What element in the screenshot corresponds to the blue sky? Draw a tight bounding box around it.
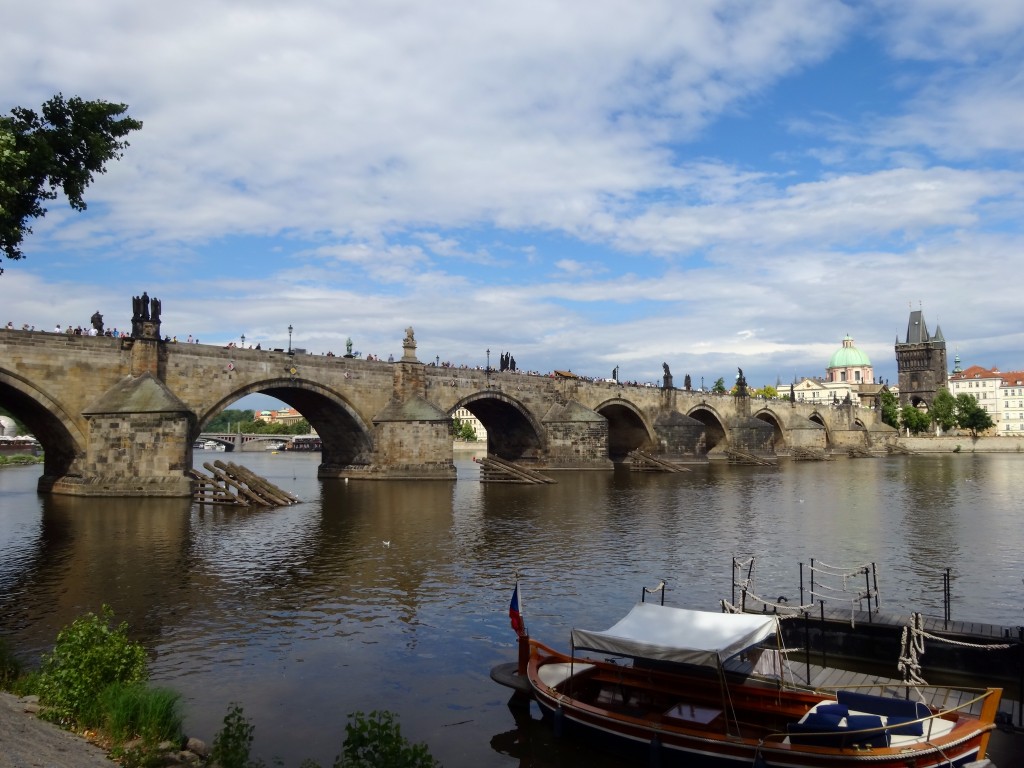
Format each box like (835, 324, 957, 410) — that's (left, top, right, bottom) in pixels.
(3, 0, 1024, 403)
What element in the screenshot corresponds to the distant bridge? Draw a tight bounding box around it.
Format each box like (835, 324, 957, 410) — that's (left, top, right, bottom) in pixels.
(197, 433, 291, 451)
(0, 322, 897, 497)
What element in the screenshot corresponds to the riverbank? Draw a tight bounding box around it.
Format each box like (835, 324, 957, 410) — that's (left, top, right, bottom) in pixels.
(897, 435, 1024, 452)
(0, 692, 119, 767)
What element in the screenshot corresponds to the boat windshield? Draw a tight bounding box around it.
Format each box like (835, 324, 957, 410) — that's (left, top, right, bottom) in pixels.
(571, 603, 779, 668)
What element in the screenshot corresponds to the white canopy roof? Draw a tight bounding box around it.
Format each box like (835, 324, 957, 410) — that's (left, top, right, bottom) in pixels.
(571, 603, 779, 668)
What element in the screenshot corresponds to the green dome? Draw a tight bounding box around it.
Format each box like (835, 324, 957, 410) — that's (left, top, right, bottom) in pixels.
(828, 335, 871, 368)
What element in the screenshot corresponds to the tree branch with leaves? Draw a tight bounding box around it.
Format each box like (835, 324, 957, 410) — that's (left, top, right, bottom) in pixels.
(0, 94, 142, 271)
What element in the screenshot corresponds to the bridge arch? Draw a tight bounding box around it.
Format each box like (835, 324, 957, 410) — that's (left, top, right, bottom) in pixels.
(808, 411, 832, 447)
(0, 368, 86, 488)
(686, 404, 728, 451)
(594, 398, 655, 460)
(452, 392, 545, 462)
(198, 378, 374, 471)
(753, 407, 785, 449)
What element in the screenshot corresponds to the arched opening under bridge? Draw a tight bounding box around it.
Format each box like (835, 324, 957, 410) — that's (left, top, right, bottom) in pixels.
(686, 406, 727, 452)
(595, 401, 652, 461)
(453, 393, 543, 463)
(0, 372, 84, 491)
(199, 380, 373, 475)
(754, 410, 785, 450)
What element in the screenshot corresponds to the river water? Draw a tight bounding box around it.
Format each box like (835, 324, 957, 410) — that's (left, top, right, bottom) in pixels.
(0, 451, 1021, 767)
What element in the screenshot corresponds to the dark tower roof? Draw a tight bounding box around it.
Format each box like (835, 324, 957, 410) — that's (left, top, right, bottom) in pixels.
(905, 310, 930, 344)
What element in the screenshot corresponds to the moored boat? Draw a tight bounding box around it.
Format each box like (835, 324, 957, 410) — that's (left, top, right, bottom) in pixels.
(520, 602, 1001, 767)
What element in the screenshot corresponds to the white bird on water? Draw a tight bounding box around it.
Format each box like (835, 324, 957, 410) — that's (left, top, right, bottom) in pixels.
(382, 540, 390, 548)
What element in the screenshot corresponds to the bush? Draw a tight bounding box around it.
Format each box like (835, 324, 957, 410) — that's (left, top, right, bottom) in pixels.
(333, 710, 440, 768)
(211, 703, 260, 768)
(35, 605, 148, 727)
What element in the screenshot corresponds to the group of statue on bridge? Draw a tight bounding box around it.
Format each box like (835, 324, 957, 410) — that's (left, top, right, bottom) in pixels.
(131, 292, 162, 338)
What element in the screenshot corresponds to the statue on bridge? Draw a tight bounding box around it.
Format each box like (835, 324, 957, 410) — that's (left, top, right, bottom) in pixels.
(662, 362, 673, 390)
(130, 292, 162, 339)
(90, 311, 104, 335)
(735, 367, 748, 397)
(401, 326, 418, 362)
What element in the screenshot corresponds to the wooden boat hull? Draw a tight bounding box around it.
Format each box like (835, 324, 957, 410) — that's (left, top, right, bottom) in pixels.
(527, 642, 999, 768)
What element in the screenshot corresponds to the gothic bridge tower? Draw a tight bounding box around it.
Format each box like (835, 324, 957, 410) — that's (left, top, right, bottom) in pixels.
(895, 308, 947, 408)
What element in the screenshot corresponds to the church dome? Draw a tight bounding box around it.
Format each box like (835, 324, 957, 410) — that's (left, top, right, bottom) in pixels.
(0, 415, 17, 436)
(828, 335, 871, 369)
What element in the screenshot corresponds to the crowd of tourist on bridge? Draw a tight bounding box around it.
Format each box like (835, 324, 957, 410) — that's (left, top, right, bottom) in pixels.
(3, 317, 790, 396)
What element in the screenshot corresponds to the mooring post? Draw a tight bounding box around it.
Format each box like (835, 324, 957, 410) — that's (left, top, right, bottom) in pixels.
(517, 632, 530, 676)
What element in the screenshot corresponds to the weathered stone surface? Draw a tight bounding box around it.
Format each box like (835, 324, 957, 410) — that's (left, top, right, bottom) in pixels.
(0, 329, 896, 495)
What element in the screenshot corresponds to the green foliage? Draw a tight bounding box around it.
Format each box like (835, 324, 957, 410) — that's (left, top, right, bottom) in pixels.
(930, 388, 957, 432)
(452, 418, 477, 441)
(711, 377, 727, 394)
(0, 454, 44, 466)
(954, 393, 994, 437)
(753, 385, 779, 399)
(879, 389, 900, 428)
(36, 605, 148, 727)
(333, 710, 440, 768)
(207, 408, 311, 436)
(205, 409, 255, 432)
(1, 94, 142, 269)
(94, 682, 183, 745)
(900, 404, 932, 435)
(212, 703, 260, 768)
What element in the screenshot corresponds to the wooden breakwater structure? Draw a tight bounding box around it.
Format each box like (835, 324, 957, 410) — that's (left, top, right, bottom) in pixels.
(475, 456, 555, 484)
(627, 450, 690, 472)
(190, 460, 301, 507)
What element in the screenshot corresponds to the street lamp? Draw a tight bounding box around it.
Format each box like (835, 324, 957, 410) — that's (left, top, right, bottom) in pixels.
(701, 376, 704, 392)
(435, 354, 439, 367)
(486, 348, 491, 385)
(287, 324, 293, 354)
(240, 333, 245, 348)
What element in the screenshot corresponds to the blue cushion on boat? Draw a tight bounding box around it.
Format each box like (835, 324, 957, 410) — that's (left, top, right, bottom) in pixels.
(845, 715, 889, 748)
(837, 691, 925, 720)
(886, 714, 923, 736)
(788, 713, 846, 747)
(814, 703, 849, 718)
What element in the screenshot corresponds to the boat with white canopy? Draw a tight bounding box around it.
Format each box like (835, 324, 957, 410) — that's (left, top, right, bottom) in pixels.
(522, 601, 1002, 767)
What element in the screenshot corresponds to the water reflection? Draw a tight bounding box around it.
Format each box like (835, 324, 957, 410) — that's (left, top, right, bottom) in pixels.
(1, 454, 1021, 767)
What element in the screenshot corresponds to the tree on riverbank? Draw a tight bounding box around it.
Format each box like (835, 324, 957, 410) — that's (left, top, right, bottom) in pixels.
(1, 94, 142, 271)
(955, 393, 994, 437)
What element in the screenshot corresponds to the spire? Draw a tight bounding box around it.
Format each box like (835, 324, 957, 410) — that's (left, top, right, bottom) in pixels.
(904, 310, 928, 344)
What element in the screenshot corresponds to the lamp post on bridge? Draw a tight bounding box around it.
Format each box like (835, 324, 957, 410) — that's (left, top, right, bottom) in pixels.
(288, 325, 293, 355)
(486, 348, 491, 386)
(240, 333, 245, 348)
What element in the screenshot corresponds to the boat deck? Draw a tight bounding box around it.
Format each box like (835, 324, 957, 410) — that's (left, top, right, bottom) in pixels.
(724, 652, 1020, 725)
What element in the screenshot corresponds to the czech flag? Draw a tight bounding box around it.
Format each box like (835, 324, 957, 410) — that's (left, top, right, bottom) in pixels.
(509, 581, 526, 637)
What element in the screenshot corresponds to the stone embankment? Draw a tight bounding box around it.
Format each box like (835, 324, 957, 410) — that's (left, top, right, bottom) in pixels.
(0, 692, 209, 768)
(898, 436, 1024, 453)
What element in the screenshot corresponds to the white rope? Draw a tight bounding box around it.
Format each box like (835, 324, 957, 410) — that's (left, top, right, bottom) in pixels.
(643, 580, 665, 595)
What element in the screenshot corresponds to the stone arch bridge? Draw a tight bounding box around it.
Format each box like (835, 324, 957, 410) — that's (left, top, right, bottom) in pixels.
(0, 327, 896, 497)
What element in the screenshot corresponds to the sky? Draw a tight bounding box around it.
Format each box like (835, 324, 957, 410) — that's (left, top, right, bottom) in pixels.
(3, 0, 1024, 401)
